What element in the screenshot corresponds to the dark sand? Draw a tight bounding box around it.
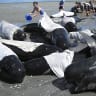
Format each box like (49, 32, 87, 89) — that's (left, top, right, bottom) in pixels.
(0, 2, 96, 96)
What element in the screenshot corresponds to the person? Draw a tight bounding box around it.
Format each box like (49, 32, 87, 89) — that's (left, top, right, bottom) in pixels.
(83, 2, 91, 16)
(59, 0, 64, 6)
(89, 0, 95, 13)
(29, 1, 44, 17)
(71, 2, 80, 16)
(78, 2, 84, 12)
(59, 0, 64, 11)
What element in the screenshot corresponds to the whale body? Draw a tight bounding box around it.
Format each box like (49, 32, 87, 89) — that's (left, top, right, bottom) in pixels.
(0, 43, 25, 83)
(24, 49, 74, 77)
(0, 21, 26, 41)
(65, 55, 96, 93)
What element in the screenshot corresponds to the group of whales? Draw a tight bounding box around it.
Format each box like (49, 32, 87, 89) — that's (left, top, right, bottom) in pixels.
(0, 12, 96, 93)
(50, 10, 84, 32)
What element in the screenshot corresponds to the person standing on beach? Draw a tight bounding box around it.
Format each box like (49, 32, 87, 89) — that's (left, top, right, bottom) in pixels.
(59, 0, 64, 11)
(59, 0, 64, 7)
(83, 2, 91, 16)
(89, 0, 95, 13)
(71, 2, 80, 15)
(29, 1, 44, 17)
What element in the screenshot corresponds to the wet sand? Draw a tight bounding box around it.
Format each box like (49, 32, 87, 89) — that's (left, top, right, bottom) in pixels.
(0, 1, 96, 96)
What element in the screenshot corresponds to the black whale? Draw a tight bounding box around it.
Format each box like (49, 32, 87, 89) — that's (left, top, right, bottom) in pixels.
(0, 43, 25, 83)
(65, 55, 96, 94)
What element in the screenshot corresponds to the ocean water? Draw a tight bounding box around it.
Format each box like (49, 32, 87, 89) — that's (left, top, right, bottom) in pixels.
(0, 0, 58, 3)
(0, 0, 86, 3)
(0, 2, 74, 23)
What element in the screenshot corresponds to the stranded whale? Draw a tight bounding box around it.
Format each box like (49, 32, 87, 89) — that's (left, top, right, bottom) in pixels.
(24, 49, 74, 77)
(50, 11, 77, 32)
(24, 44, 93, 77)
(0, 21, 26, 41)
(23, 17, 72, 49)
(65, 55, 96, 93)
(24, 35, 95, 77)
(22, 23, 51, 44)
(51, 16, 77, 32)
(38, 12, 75, 48)
(0, 43, 25, 83)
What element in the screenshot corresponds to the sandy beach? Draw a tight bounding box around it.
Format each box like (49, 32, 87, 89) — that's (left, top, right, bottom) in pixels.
(0, 1, 96, 96)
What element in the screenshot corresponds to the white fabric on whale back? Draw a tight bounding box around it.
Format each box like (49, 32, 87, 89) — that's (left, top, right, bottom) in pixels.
(52, 16, 75, 25)
(0, 43, 17, 61)
(80, 31, 96, 48)
(40, 12, 64, 32)
(70, 42, 88, 52)
(63, 16, 76, 25)
(44, 50, 74, 78)
(51, 10, 74, 18)
(0, 39, 43, 52)
(69, 29, 94, 52)
(80, 29, 94, 37)
(69, 29, 94, 42)
(0, 20, 22, 40)
(85, 3, 90, 6)
(63, 11, 74, 17)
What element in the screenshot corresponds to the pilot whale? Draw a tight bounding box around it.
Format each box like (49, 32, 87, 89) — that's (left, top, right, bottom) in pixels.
(0, 43, 25, 83)
(65, 55, 96, 94)
(0, 20, 26, 41)
(24, 49, 74, 77)
(50, 10, 77, 32)
(38, 12, 75, 49)
(24, 45, 93, 77)
(22, 23, 50, 44)
(22, 23, 71, 49)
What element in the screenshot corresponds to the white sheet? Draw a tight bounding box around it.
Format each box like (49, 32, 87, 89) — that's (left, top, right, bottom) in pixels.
(0, 39, 43, 52)
(0, 20, 22, 40)
(69, 29, 94, 41)
(63, 16, 76, 24)
(0, 43, 17, 61)
(69, 29, 95, 52)
(44, 50, 74, 78)
(40, 12, 64, 32)
(51, 10, 74, 17)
